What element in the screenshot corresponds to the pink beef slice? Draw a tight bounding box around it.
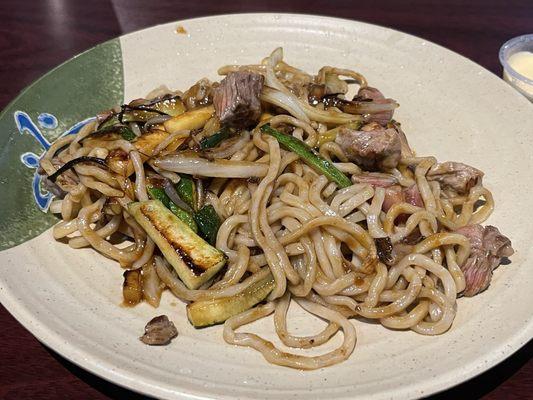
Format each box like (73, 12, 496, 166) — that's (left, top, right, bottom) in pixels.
(335, 122, 401, 171)
(213, 71, 264, 128)
(355, 86, 395, 125)
(403, 184, 424, 207)
(427, 161, 483, 195)
(456, 224, 514, 296)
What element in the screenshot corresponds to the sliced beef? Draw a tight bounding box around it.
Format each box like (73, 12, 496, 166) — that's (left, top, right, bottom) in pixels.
(456, 224, 514, 297)
(351, 176, 422, 212)
(139, 315, 178, 346)
(336, 122, 401, 171)
(213, 71, 264, 129)
(389, 121, 414, 158)
(357, 87, 384, 101)
(382, 185, 404, 212)
(355, 87, 395, 125)
(403, 184, 424, 207)
(427, 161, 483, 195)
(382, 185, 424, 224)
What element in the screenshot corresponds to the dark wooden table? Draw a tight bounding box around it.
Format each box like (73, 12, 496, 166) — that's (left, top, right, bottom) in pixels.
(1, 0, 532, 398)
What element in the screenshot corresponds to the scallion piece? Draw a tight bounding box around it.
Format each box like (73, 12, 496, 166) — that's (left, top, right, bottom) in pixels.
(199, 126, 231, 150)
(261, 124, 352, 188)
(194, 205, 221, 245)
(147, 186, 198, 232)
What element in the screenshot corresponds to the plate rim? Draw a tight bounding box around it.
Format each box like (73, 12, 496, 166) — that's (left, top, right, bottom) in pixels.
(0, 38, 119, 123)
(1, 12, 532, 400)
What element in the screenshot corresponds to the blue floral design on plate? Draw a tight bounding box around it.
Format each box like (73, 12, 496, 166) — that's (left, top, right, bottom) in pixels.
(15, 111, 95, 211)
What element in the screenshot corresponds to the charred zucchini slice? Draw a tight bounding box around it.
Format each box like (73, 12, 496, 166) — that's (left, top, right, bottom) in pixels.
(187, 273, 275, 327)
(128, 200, 226, 289)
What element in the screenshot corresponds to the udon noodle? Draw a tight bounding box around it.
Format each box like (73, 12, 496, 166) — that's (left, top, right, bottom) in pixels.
(41, 48, 514, 369)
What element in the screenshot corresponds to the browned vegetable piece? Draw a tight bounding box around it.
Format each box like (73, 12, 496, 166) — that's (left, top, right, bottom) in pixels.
(375, 237, 395, 265)
(139, 315, 178, 345)
(123, 269, 142, 306)
(106, 149, 130, 176)
(142, 260, 165, 308)
(183, 78, 215, 109)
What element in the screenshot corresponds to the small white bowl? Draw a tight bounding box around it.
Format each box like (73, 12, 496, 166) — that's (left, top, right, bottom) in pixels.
(499, 34, 533, 101)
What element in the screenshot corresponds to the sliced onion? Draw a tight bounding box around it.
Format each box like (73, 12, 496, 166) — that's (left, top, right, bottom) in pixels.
(262, 49, 310, 122)
(262, 48, 361, 124)
(300, 101, 362, 124)
(261, 87, 309, 122)
(145, 115, 171, 130)
(155, 153, 268, 178)
(343, 99, 399, 114)
(142, 260, 163, 307)
(268, 47, 283, 67)
(196, 178, 204, 210)
(163, 178, 193, 212)
(325, 73, 349, 95)
(262, 82, 361, 125)
(267, 88, 363, 123)
(129, 122, 142, 137)
(264, 48, 287, 92)
(205, 131, 251, 159)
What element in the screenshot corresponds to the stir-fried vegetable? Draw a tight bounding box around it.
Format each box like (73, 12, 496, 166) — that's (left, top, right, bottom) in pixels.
(149, 175, 219, 243)
(194, 205, 221, 245)
(83, 125, 137, 142)
(154, 153, 269, 178)
(121, 107, 167, 124)
(98, 113, 120, 130)
(100, 95, 186, 128)
(163, 180, 193, 211)
(136, 129, 186, 156)
(175, 174, 197, 211)
(84, 129, 187, 178)
(141, 262, 164, 308)
(48, 157, 107, 183)
(123, 269, 142, 306)
(147, 186, 197, 232)
(261, 124, 352, 188)
(163, 105, 215, 133)
(375, 237, 394, 265)
(200, 126, 231, 150)
(319, 95, 399, 115)
(145, 95, 186, 117)
(187, 273, 275, 327)
(128, 200, 226, 289)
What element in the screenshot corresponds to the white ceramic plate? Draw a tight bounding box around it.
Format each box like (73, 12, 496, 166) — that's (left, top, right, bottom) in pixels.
(1, 13, 532, 400)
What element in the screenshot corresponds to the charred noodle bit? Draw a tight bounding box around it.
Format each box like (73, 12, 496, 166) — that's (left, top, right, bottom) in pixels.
(44, 48, 514, 369)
